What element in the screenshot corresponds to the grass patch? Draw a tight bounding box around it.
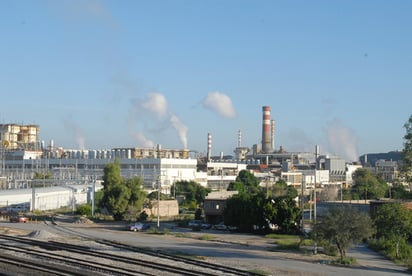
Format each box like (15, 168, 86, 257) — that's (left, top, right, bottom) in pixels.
(273, 239, 302, 250)
(146, 227, 170, 235)
(172, 232, 191, 238)
(265, 233, 300, 240)
(265, 233, 314, 252)
(198, 234, 214, 241)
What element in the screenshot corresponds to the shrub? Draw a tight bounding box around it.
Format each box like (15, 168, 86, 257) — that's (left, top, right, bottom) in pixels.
(333, 257, 357, 266)
(76, 204, 92, 216)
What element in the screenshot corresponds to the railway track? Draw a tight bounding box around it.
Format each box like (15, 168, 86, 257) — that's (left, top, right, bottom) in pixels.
(49, 220, 260, 276)
(0, 233, 258, 276)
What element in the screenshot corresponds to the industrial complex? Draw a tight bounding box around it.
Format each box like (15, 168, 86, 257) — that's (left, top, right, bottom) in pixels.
(0, 106, 401, 212)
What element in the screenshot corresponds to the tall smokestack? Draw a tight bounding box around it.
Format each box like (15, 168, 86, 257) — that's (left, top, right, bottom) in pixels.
(238, 129, 242, 147)
(315, 145, 320, 169)
(271, 119, 275, 152)
(207, 133, 212, 161)
(261, 106, 271, 153)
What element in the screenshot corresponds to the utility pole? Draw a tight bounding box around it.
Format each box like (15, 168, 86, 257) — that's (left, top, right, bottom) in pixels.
(91, 177, 95, 217)
(301, 177, 304, 234)
(313, 145, 319, 254)
(157, 174, 161, 229)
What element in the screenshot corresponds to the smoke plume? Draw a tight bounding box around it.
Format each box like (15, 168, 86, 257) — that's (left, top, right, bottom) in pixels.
(325, 118, 358, 162)
(133, 132, 154, 148)
(170, 114, 188, 149)
(141, 93, 168, 118)
(63, 117, 86, 150)
(202, 92, 236, 118)
(130, 92, 188, 149)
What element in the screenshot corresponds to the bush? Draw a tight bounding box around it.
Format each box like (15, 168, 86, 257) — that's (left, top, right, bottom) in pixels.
(76, 204, 92, 216)
(333, 257, 357, 266)
(320, 241, 338, 256)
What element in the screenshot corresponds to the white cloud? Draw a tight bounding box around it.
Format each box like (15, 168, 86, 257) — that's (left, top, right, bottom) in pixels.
(202, 92, 236, 118)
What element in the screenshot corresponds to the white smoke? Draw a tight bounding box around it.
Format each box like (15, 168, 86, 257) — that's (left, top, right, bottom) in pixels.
(63, 118, 86, 150)
(325, 118, 358, 162)
(133, 132, 154, 148)
(130, 92, 188, 149)
(170, 114, 188, 149)
(202, 91, 236, 118)
(141, 93, 168, 118)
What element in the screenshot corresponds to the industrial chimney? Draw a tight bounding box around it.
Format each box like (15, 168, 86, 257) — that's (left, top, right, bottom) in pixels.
(271, 119, 275, 152)
(238, 129, 242, 147)
(207, 133, 212, 161)
(261, 106, 271, 154)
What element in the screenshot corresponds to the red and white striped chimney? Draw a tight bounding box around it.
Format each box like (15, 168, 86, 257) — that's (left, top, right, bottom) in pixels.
(261, 106, 271, 154)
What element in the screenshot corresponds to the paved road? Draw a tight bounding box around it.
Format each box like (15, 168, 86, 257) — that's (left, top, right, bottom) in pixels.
(2, 220, 410, 276)
(347, 244, 409, 275)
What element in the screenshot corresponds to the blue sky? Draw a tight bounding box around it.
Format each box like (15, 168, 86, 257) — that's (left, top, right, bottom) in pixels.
(1, 0, 411, 162)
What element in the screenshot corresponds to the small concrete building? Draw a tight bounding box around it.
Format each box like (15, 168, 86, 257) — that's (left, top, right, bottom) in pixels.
(203, 190, 238, 224)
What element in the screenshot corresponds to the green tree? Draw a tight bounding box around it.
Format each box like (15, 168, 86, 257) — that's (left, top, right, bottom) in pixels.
(125, 176, 147, 209)
(227, 181, 246, 193)
(351, 168, 387, 200)
(314, 207, 375, 262)
(172, 180, 210, 207)
(33, 171, 52, 179)
(388, 180, 409, 199)
(100, 160, 147, 220)
(270, 179, 298, 199)
(227, 170, 261, 194)
(224, 187, 300, 234)
(269, 196, 301, 234)
(402, 114, 412, 188)
(374, 203, 412, 259)
(223, 192, 262, 232)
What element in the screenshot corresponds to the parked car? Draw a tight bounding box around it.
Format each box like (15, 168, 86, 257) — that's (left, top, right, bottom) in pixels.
(128, 222, 150, 232)
(188, 220, 202, 228)
(212, 222, 228, 231)
(212, 222, 238, 231)
(10, 215, 28, 223)
(200, 222, 212, 229)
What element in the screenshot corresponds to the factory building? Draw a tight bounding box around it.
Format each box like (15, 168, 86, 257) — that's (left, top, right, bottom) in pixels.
(0, 124, 40, 150)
